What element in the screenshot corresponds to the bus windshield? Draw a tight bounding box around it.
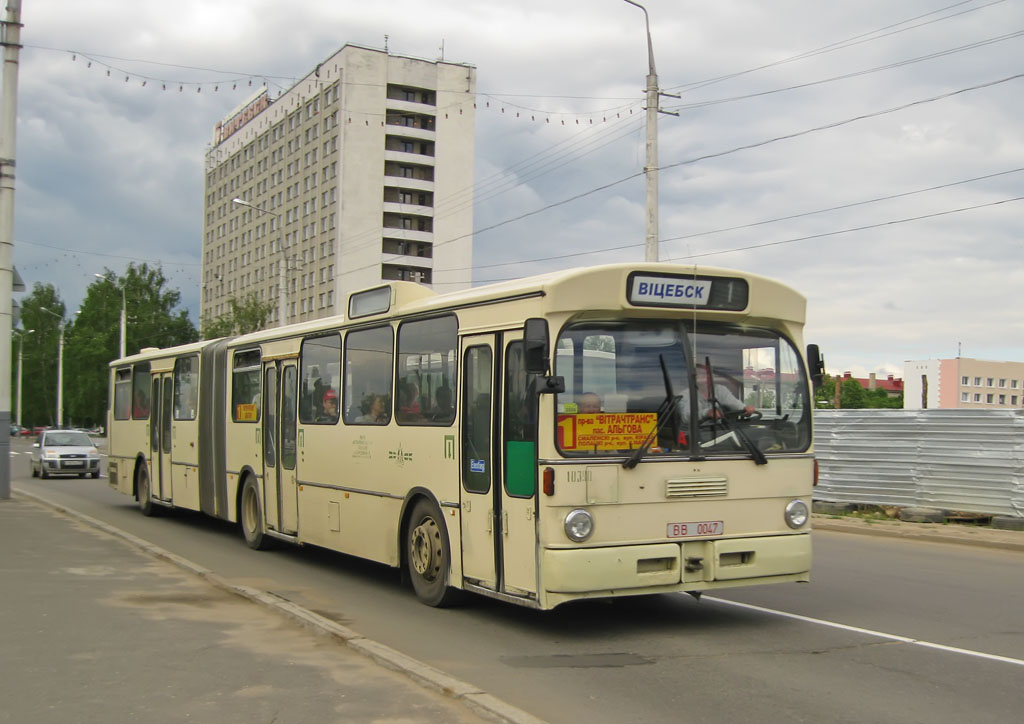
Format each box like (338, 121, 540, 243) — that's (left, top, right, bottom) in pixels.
(555, 320, 811, 460)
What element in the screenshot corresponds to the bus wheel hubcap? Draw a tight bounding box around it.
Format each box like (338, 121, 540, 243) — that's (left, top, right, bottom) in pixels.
(410, 518, 441, 581)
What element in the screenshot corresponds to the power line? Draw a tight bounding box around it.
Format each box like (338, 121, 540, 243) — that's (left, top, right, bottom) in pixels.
(666, 195, 1024, 262)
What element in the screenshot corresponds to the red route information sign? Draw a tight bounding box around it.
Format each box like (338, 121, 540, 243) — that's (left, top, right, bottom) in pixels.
(557, 412, 657, 451)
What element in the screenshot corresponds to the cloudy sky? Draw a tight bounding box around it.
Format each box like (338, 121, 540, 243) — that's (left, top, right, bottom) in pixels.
(9, 0, 1023, 377)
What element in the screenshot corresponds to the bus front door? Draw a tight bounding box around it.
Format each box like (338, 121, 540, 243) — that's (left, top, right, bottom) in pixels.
(149, 374, 173, 501)
(459, 332, 538, 600)
(262, 361, 299, 535)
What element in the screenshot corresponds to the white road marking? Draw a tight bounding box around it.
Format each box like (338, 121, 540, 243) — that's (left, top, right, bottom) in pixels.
(705, 596, 1024, 668)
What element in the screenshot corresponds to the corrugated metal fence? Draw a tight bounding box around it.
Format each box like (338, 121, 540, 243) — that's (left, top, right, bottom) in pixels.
(814, 409, 1024, 518)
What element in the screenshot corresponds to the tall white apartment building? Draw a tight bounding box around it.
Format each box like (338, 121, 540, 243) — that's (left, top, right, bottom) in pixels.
(201, 45, 476, 327)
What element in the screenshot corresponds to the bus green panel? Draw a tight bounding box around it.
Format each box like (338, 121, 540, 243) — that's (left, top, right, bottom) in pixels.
(505, 440, 536, 497)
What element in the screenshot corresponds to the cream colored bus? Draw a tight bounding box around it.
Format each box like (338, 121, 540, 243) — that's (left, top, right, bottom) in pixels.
(106, 263, 823, 609)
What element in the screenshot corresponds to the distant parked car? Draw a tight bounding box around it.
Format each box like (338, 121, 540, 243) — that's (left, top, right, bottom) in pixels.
(32, 425, 49, 436)
(10, 424, 26, 437)
(31, 429, 101, 479)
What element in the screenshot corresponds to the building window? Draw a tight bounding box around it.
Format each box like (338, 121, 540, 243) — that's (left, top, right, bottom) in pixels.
(1013, 380, 1019, 389)
(999, 378, 1007, 388)
(961, 392, 969, 402)
(987, 378, 994, 387)
(999, 394, 1006, 404)
(961, 376, 969, 385)
(1013, 395, 1019, 405)
(974, 393, 981, 402)
(986, 393, 994, 403)
(974, 377, 982, 386)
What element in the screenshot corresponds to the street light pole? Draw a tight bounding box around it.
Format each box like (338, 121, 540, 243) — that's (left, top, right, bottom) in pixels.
(94, 273, 127, 358)
(40, 307, 66, 428)
(622, 0, 678, 263)
(232, 197, 286, 328)
(13, 328, 34, 426)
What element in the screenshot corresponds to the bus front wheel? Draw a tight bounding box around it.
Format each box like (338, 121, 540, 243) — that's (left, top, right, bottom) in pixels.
(240, 477, 270, 550)
(136, 465, 159, 517)
(406, 499, 459, 607)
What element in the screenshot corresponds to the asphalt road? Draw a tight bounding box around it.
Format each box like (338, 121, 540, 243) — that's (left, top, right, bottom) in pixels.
(9, 438, 1024, 723)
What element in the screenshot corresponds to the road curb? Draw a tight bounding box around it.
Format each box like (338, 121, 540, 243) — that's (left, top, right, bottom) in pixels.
(13, 487, 547, 724)
(812, 514, 1024, 553)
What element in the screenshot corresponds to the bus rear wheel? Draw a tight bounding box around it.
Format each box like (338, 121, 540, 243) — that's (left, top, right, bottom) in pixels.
(406, 499, 459, 607)
(240, 477, 270, 550)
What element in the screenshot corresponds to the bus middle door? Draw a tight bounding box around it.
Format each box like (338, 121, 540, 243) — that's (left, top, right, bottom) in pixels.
(262, 361, 299, 535)
(149, 374, 173, 501)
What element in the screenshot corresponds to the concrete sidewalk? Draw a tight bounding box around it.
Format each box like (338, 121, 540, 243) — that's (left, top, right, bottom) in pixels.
(812, 513, 1024, 552)
(0, 495, 538, 724)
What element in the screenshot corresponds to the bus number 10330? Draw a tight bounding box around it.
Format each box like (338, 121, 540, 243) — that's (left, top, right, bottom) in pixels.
(667, 520, 724, 538)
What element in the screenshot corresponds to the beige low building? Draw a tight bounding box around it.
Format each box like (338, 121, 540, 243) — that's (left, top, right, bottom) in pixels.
(903, 358, 1024, 409)
(201, 44, 476, 328)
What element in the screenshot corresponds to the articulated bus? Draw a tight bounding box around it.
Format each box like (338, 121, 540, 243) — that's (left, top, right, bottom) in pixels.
(107, 263, 823, 609)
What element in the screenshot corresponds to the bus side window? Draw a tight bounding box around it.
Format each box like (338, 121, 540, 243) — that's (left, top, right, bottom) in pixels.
(343, 326, 394, 426)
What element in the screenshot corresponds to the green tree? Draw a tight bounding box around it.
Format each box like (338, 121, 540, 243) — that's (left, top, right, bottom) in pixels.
(814, 374, 836, 407)
(840, 377, 869, 409)
(63, 264, 198, 428)
(15, 284, 68, 428)
(201, 293, 273, 339)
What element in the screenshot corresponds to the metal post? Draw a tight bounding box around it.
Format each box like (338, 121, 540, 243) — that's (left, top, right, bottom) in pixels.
(0, 0, 24, 499)
(232, 198, 286, 327)
(118, 284, 126, 358)
(56, 323, 64, 427)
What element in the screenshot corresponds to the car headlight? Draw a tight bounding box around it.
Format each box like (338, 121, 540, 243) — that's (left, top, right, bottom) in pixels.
(785, 499, 809, 529)
(564, 509, 594, 542)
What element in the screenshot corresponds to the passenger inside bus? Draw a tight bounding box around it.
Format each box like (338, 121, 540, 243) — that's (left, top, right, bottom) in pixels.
(578, 391, 602, 413)
(398, 381, 423, 422)
(677, 365, 754, 423)
(318, 389, 339, 422)
(356, 394, 389, 424)
(431, 385, 454, 421)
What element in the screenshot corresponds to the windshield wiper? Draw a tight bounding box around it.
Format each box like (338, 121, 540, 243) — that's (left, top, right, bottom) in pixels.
(623, 355, 683, 469)
(622, 394, 681, 469)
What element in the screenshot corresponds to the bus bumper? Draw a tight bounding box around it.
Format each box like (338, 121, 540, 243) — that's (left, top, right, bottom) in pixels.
(541, 532, 811, 594)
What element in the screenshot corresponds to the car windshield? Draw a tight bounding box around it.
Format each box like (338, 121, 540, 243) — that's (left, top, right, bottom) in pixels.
(44, 432, 93, 447)
(554, 320, 811, 462)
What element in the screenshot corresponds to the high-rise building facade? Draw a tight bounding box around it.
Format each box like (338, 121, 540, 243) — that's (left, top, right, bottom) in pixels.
(201, 45, 476, 328)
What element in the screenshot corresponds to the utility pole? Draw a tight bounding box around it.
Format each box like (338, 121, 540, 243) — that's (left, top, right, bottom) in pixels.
(622, 0, 679, 263)
(233, 198, 287, 327)
(0, 0, 23, 500)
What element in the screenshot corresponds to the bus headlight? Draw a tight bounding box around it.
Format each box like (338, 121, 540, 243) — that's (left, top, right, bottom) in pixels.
(785, 499, 810, 529)
(564, 509, 594, 542)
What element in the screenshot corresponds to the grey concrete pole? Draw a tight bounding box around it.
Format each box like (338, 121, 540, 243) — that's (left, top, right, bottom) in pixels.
(120, 284, 126, 358)
(232, 197, 285, 327)
(0, 0, 23, 499)
(56, 324, 64, 427)
(623, 0, 660, 262)
(15, 328, 31, 425)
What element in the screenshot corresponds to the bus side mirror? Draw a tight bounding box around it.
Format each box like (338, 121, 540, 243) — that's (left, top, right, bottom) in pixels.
(806, 344, 825, 390)
(524, 318, 565, 394)
(524, 318, 550, 375)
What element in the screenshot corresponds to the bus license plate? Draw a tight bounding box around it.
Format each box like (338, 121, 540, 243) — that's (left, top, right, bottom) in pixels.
(667, 520, 723, 538)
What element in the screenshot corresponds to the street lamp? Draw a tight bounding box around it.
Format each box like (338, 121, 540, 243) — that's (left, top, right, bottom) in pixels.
(232, 197, 287, 328)
(39, 306, 65, 427)
(94, 272, 127, 358)
(622, 0, 678, 262)
(12, 327, 34, 426)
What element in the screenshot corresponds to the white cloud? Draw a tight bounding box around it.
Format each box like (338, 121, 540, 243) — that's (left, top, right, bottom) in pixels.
(10, 0, 1024, 377)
